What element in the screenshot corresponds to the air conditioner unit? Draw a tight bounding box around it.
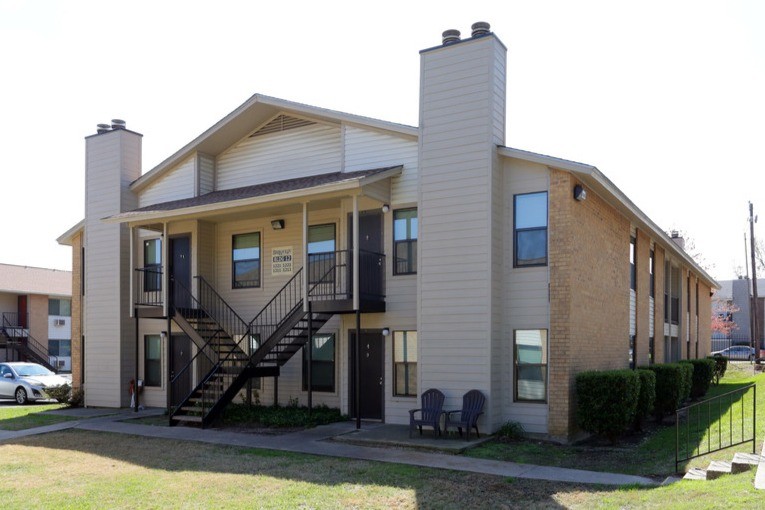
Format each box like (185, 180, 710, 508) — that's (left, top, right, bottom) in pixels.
(54, 319, 66, 327)
(57, 360, 66, 368)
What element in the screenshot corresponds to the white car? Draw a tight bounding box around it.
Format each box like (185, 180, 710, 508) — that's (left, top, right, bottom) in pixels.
(710, 346, 755, 361)
(0, 362, 70, 404)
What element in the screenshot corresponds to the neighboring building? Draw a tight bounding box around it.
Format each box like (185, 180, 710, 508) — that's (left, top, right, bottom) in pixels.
(57, 23, 716, 441)
(0, 263, 72, 372)
(712, 277, 765, 348)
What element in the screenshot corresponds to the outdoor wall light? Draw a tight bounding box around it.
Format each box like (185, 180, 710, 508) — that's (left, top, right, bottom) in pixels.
(160, 331, 167, 340)
(271, 219, 285, 230)
(573, 184, 587, 202)
(382, 327, 391, 336)
(381, 204, 390, 213)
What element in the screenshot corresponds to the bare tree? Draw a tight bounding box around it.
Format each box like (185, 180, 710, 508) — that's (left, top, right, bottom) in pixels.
(666, 228, 715, 273)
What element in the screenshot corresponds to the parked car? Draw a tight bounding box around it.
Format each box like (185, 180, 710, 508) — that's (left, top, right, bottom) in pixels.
(0, 362, 70, 404)
(710, 346, 755, 361)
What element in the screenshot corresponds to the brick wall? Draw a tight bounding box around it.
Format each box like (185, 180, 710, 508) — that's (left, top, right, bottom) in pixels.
(549, 171, 630, 439)
(71, 232, 83, 391)
(653, 246, 666, 364)
(698, 279, 712, 356)
(28, 294, 48, 347)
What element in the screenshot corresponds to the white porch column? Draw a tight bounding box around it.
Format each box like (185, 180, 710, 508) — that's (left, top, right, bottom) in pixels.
(303, 202, 309, 312)
(129, 225, 135, 318)
(353, 194, 359, 311)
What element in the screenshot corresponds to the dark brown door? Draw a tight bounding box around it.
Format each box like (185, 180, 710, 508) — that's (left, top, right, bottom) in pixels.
(17, 296, 27, 328)
(170, 334, 192, 406)
(348, 210, 384, 299)
(349, 330, 384, 420)
(170, 235, 191, 309)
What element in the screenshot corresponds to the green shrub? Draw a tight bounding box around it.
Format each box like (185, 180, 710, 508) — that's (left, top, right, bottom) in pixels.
(707, 355, 728, 384)
(645, 363, 684, 422)
(222, 403, 346, 429)
(687, 358, 716, 398)
(634, 369, 656, 431)
(68, 387, 85, 407)
(45, 383, 71, 403)
(678, 361, 694, 403)
(576, 369, 640, 442)
(496, 421, 525, 441)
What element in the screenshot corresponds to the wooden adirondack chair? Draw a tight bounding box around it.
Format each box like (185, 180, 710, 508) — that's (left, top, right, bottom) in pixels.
(409, 388, 445, 438)
(444, 389, 485, 440)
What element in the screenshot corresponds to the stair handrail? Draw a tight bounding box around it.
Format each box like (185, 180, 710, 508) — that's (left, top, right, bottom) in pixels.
(195, 276, 249, 338)
(1, 315, 58, 371)
(675, 382, 756, 472)
(247, 267, 304, 348)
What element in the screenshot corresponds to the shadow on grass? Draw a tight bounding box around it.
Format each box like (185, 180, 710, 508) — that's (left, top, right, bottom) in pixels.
(0, 403, 73, 431)
(3, 429, 618, 508)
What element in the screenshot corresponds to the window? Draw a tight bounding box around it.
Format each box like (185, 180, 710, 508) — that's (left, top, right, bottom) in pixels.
(308, 224, 336, 284)
(232, 232, 261, 288)
(630, 236, 637, 291)
(48, 339, 71, 357)
(302, 333, 335, 392)
(629, 335, 636, 369)
(514, 192, 548, 267)
(393, 208, 417, 275)
(514, 329, 548, 402)
(649, 250, 655, 298)
(143, 238, 162, 292)
(649, 336, 655, 365)
(144, 335, 161, 387)
(48, 299, 71, 317)
(393, 331, 417, 396)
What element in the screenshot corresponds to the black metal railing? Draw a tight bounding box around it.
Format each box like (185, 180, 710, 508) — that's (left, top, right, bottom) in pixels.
(1, 315, 58, 371)
(196, 276, 249, 340)
(135, 267, 163, 306)
(249, 268, 304, 353)
(675, 383, 757, 472)
(1, 312, 29, 329)
(305, 249, 385, 303)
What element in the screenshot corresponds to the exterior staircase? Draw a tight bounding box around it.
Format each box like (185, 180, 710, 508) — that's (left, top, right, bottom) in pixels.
(682, 452, 763, 481)
(0, 315, 58, 372)
(168, 268, 334, 427)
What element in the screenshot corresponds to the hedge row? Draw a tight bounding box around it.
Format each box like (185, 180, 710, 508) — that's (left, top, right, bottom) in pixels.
(576, 357, 721, 440)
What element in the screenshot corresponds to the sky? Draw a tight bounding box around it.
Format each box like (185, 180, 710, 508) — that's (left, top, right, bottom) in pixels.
(1, 0, 763, 281)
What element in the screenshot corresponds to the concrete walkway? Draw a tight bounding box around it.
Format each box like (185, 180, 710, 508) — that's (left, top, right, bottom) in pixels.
(0, 407, 656, 486)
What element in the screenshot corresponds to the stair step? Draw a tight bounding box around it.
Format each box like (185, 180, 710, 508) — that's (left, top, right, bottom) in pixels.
(706, 461, 732, 480)
(172, 415, 202, 423)
(179, 406, 204, 413)
(683, 468, 708, 481)
(732, 453, 764, 473)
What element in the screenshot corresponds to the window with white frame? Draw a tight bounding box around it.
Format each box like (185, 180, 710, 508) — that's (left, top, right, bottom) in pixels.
(393, 331, 417, 396)
(514, 192, 548, 267)
(393, 209, 417, 275)
(232, 232, 261, 288)
(302, 333, 335, 392)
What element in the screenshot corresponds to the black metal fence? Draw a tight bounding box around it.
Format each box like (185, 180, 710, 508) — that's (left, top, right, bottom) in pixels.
(675, 383, 757, 472)
(710, 333, 763, 358)
(135, 267, 163, 306)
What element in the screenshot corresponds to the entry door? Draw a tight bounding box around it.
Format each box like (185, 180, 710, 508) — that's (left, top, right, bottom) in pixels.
(17, 296, 27, 328)
(170, 236, 191, 309)
(347, 211, 384, 298)
(170, 334, 192, 405)
(349, 330, 384, 420)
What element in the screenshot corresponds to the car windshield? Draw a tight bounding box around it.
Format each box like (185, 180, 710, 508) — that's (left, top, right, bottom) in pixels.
(14, 364, 54, 377)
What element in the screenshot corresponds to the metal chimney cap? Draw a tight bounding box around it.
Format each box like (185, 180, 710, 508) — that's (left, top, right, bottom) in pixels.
(442, 29, 461, 45)
(96, 123, 111, 134)
(471, 21, 491, 38)
(111, 119, 126, 130)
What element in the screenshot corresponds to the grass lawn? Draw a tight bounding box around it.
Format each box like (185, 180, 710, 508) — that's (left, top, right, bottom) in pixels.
(466, 363, 764, 477)
(0, 429, 762, 509)
(0, 403, 75, 431)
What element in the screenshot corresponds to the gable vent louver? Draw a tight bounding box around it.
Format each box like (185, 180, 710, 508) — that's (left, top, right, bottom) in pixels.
(250, 114, 316, 137)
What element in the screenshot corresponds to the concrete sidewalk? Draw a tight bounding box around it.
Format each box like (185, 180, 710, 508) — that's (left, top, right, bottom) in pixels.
(63, 412, 657, 487)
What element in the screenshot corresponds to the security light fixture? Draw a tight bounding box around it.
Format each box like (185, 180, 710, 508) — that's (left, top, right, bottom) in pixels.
(381, 204, 390, 213)
(382, 327, 391, 336)
(573, 184, 587, 202)
(271, 219, 285, 230)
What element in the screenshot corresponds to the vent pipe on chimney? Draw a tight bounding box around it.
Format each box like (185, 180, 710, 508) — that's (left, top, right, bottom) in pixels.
(96, 123, 111, 135)
(471, 21, 491, 37)
(670, 231, 685, 250)
(442, 29, 461, 45)
(111, 119, 126, 130)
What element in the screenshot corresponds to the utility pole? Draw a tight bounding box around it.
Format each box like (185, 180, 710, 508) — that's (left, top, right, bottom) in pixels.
(749, 202, 760, 360)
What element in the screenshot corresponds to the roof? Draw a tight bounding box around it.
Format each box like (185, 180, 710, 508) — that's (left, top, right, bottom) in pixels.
(131, 94, 417, 193)
(497, 146, 720, 290)
(56, 219, 84, 247)
(107, 166, 402, 223)
(0, 263, 71, 297)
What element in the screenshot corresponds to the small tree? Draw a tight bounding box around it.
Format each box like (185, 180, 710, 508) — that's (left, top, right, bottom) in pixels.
(711, 299, 739, 336)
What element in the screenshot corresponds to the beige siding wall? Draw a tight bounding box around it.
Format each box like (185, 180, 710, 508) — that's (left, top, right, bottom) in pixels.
(344, 125, 418, 204)
(139, 156, 195, 207)
(502, 158, 550, 433)
(198, 153, 215, 195)
(418, 34, 506, 428)
(84, 129, 140, 407)
(216, 124, 342, 191)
